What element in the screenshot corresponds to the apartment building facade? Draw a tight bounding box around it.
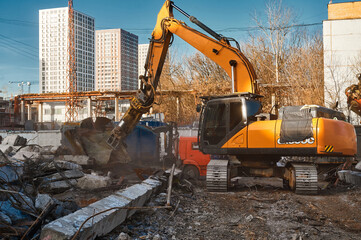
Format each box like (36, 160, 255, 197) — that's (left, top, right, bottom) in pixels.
(95, 29, 138, 91)
(138, 43, 149, 77)
(39, 7, 95, 93)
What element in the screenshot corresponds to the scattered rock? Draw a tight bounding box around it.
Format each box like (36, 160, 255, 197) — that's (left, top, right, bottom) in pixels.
(10, 192, 36, 214)
(35, 194, 54, 211)
(0, 211, 12, 225)
(245, 214, 254, 222)
(51, 201, 80, 219)
(0, 164, 23, 183)
(76, 173, 111, 190)
(117, 232, 131, 240)
(0, 200, 33, 222)
(153, 234, 161, 240)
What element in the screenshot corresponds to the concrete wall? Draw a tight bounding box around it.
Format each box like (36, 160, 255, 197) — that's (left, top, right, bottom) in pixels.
(178, 127, 198, 137)
(0, 130, 62, 147)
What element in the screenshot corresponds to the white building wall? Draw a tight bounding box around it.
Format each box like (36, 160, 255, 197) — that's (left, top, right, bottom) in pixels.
(41, 102, 89, 122)
(138, 44, 149, 76)
(96, 29, 138, 91)
(39, 7, 95, 93)
(138, 44, 149, 88)
(323, 18, 361, 122)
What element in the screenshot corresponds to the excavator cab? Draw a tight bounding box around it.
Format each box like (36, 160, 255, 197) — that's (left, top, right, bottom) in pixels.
(199, 94, 261, 154)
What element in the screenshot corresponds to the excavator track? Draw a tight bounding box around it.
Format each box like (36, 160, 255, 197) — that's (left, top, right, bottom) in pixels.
(291, 163, 318, 195)
(206, 159, 229, 192)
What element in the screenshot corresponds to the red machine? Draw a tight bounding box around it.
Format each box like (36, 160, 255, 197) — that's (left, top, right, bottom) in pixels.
(179, 136, 210, 179)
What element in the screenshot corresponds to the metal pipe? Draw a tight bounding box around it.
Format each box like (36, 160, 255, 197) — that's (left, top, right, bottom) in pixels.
(231, 65, 235, 93)
(171, 2, 190, 18)
(171, 2, 222, 41)
(230, 60, 237, 93)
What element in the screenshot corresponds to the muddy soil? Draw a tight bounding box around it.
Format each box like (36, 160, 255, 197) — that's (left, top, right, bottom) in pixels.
(104, 177, 361, 240)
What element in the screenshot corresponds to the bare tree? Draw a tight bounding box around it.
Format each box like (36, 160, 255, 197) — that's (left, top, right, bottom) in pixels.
(153, 51, 230, 125)
(252, 0, 297, 84)
(246, 0, 324, 111)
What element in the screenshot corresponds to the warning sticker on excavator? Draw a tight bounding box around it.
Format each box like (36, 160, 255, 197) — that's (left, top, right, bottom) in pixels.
(324, 145, 334, 153)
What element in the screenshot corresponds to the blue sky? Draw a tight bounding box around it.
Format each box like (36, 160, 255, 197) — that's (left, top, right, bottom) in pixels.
(0, 0, 353, 96)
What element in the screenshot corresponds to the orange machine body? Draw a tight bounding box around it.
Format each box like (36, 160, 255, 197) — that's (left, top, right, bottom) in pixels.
(179, 136, 210, 177)
(223, 118, 357, 157)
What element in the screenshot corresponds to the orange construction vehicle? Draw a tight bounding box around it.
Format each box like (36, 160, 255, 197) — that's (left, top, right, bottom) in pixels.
(179, 136, 210, 179)
(107, 0, 357, 194)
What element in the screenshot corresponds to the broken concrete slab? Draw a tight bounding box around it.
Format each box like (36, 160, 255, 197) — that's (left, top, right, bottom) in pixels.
(345, 170, 353, 183)
(339, 170, 361, 186)
(79, 131, 113, 165)
(116, 183, 154, 217)
(10, 192, 36, 214)
(0, 200, 33, 222)
(0, 150, 9, 163)
(12, 151, 41, 161)
(2, 135, 27, 146)
(40, 177, 164, 240)
(350, 172, 361, 186)
(42, 160, 82, 172)
(0, 145, 13, 155)
(355, 161, 361, 171)
(40, 195, 131, 240)
(76, 174, 111, 190)
(0, 164, 23, 183)
(39, 179, 77, 194)
(56, 155, 94, 166)
(19, 145, 42, 153)
(40, 170, 84, 183)
(338, 170, 349, 182)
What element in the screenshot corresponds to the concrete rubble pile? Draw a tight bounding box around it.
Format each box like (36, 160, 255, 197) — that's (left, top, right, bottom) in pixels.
(337, 161, 361, 186)
(0, 133, 166, 239)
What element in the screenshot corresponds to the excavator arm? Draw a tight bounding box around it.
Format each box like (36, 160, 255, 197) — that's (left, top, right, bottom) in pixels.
(107, 0, 258, 150)
(345, 73, 361, 117)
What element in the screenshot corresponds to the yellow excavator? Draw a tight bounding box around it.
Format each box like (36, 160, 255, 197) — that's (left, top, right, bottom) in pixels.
(107, 0, 357, 194)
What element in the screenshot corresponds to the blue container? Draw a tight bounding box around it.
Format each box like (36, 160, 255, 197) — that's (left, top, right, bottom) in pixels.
(124, 123, 160, 164)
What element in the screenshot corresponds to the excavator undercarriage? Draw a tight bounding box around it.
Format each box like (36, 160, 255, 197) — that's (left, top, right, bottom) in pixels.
(206, 156, 353, 195)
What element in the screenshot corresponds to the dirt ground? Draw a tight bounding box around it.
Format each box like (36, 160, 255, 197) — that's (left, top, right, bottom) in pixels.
(103, 177, 361, 240)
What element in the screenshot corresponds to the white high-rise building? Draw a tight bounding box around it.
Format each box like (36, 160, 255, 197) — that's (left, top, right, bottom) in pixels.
(138, 43, 149, 77)
(39, 7, 95, 93)
(323, 2, 361, 123)
(95, 29, 138, 91)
